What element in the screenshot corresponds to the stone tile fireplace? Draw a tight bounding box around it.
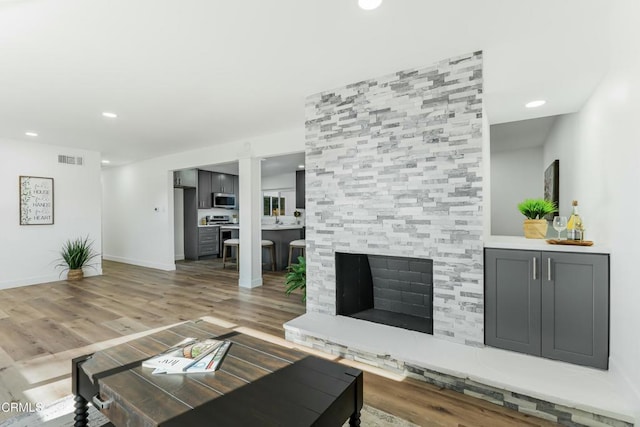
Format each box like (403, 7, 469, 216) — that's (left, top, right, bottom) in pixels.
(336, 252, 433, 334)
(303, 51, 485, 346)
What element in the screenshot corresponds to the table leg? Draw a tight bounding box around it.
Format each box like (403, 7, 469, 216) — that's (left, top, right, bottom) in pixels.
(72, 354, 96, 427)
(73, 394, 88, 427)
(349, 411, 361, 426)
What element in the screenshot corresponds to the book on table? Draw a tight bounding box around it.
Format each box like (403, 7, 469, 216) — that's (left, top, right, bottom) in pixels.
(142, 337, 232, 374)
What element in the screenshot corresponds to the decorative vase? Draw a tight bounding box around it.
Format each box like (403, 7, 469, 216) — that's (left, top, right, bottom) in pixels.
(523, 219, 548, 239)
(67, 269, 84, 281)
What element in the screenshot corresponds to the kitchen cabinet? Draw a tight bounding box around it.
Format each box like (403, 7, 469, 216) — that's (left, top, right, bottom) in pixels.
(296, 170, 305, 209)
(198, 170, 212, 208)
(198, 227, 219, 257)
(173, 169, 197, 187)
(233, 175, 239, 209)
(485, 248, 609, 369)
(211, 172, 235, 194)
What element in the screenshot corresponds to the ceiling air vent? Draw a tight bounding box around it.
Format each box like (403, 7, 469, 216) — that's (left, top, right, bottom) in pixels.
(58, 155, 84, 166)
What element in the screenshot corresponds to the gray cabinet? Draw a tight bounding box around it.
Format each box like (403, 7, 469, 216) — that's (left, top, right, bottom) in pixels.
(197, 170, 237, 209)
(485, 249, 541, 356)
(233, 175, 239, 210)
(485, 248, 609, 369)
(296, 170, 305, 209)
(211, 172, 235, 194)
(198, 227, 219, 257)
(198, 170, 212, 209)
(541, 251, 609, 368)
(174, 169, 197, 187)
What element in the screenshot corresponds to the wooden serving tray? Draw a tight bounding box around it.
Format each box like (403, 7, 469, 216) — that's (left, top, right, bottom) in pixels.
(546, 239, 594, 246)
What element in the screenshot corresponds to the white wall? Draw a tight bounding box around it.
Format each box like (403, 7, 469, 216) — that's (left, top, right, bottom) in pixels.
(542, 0, 640, 408)
(261, 172, 295, 191)
(0, 138, 102, 289)
(173, 188, 184, 260)
(491, 146, 543, 236)
(102, 128, 304, 270)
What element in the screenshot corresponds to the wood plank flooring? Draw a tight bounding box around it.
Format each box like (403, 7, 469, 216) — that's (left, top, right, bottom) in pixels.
(0, 259, 557, 426)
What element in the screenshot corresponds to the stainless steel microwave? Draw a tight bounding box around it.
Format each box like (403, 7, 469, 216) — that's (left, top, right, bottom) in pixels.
(213, 193, 236, 209)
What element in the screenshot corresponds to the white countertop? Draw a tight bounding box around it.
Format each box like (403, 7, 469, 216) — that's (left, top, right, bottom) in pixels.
(220, 224, 304, 231)
(197, 224, 222, 228)
(485, 235, 610, 254)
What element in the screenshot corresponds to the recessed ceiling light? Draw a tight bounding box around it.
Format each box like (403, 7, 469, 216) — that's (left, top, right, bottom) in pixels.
(358, 0, 382, 10)
(101, 160, 111, 164)
(102, 112, 118, 118)
(25, 132, 38, 137)
(261, 158, 266, 162)
(298, 164, 305, 169)
(525, 100, 546, 108)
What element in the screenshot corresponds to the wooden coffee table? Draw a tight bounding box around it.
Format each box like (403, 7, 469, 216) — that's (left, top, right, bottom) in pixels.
(72, 320, 363, 426)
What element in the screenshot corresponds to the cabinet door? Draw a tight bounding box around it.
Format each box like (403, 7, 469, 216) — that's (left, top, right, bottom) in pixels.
(218, 174, 233, 194)
(541, 252, 609, 369)
(198, 170, 212, 208)
(233, 175, 239, 209)
(210, 172, 221, 194)
(485, 249, 541, 356)
(296, 170, 305, 209)
(180, 169, 197, 187)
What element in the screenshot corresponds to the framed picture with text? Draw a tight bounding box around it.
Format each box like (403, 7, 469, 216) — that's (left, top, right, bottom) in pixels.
(19, 176, 54, 225)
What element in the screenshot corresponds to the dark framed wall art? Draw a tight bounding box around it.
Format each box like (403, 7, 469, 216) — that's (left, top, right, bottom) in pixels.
(543, 160, 559, 220)
(19, 176, 54, 225)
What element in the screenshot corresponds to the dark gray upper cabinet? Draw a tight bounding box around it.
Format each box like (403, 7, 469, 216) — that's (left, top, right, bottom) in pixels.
(296, 170, 305, 209)
(541, 251, 609, 369)
(211, 172, 235, 195)
(233, 175, 239, 210)
(485, 248, 609, 369)
(173, 169, 197, 188)
(485, 249, 541, 356)
(198, 170, 212, 209)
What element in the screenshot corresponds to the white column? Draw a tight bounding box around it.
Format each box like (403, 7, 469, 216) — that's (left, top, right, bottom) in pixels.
(238, 156, 263, 288)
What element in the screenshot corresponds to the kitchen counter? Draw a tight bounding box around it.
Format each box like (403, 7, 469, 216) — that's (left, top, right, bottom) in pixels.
(220, 224, 304, 231)
(198, 224, 221, 228)
(218, 225, 304, 270)
(485, 235, 610, 254)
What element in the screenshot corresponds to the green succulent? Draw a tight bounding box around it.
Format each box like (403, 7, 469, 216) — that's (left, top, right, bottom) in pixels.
(285, 256, 306, 302)
(517, 199, 558, 220)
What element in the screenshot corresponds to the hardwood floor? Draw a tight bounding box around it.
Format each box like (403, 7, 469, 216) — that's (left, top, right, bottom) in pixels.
(0, 260, 557, 426)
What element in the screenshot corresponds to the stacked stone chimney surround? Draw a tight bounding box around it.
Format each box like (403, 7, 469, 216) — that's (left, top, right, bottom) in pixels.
(304, 51, 485, 346)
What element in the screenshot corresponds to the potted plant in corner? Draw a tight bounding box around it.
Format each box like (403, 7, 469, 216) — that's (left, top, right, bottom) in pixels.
(57, 236, 99, 281)
(517, 199, 558, 239)
(284, 256, 306, 302)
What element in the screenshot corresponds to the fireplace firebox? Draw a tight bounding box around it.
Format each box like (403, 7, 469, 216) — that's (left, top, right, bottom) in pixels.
(335, 252, 433, 334)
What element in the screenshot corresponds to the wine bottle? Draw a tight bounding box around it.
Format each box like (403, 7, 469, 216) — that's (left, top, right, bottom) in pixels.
(567, 200, 584, 240)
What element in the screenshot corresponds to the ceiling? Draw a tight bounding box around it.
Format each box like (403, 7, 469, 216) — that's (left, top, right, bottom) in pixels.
(0, 0, 613, 166)
(490, 116, 559, 153)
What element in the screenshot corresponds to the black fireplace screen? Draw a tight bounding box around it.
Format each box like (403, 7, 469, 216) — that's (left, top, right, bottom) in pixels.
(335, 252, 433, 334)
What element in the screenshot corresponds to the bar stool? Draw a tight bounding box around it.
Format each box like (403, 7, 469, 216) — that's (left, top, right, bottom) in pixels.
(262, 240, 276, 272)
(222, 238, 240, 271)
(288, 239, 306, 267)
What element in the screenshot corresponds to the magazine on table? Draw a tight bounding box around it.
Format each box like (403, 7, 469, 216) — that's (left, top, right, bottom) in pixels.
(142, 337, 232, 375)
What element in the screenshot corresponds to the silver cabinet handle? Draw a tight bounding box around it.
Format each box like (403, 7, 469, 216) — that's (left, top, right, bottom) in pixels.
(533, 257, 537, 280)
(548, 258, 552, 281)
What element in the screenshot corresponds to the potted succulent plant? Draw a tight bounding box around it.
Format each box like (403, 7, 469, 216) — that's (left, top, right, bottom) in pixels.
(293, 210, 302, 225)
(57, 236, 100, 281)
(284, 256, 306, 302)
(517, 199, 558, 239)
